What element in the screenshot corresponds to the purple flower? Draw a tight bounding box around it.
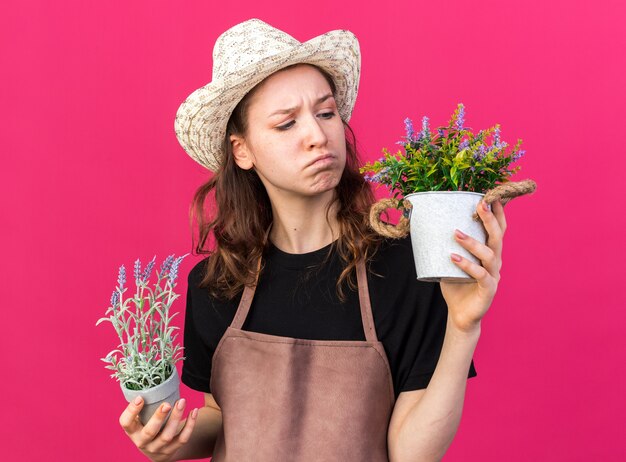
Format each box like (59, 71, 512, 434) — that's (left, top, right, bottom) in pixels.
(404, 117, 415, 142)
(511, 149, 526, 162)
(456, 104, 465, 131)
(168, 256, 185, 286)
(473, 145, 486, 161)
(158, 255, 175, 280)
(459, 140, 470, 150)
(117, 264, 126, 289)
(420, 116, 431, 139)
(141, 256, 156, 284)
(437, 128, 445, 137)
(494, 126, 501, 148)
(369, 167, 390, 184)
(110, 290, 120, 308)
(134, 259, 141, 284)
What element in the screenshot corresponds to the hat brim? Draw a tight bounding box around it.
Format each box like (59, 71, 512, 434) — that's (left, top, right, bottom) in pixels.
(174, 29, 361, 172)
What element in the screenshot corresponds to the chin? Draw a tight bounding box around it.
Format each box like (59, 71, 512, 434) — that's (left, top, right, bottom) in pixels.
(308, 172, 343, 195)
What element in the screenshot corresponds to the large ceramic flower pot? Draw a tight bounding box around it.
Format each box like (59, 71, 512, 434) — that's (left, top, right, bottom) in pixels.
(121, 366, 180, 429)
(404, 191, 491, 283)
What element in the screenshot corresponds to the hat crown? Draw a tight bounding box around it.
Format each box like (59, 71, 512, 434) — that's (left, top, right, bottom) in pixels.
(175, 18, 361, 172)
(213, 19, 301, 80)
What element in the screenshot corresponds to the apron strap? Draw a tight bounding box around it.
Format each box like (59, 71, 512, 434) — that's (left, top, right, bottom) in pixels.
(231, 250, 263, 330)
(231, 224, 270, 330)
(356, 259, 378, 342)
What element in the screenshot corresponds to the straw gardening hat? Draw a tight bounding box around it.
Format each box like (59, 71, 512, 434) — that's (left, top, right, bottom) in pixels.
(174, 18, 361, 172)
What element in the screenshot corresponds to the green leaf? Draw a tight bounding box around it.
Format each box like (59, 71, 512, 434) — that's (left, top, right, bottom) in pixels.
(95, 317, 111, 326)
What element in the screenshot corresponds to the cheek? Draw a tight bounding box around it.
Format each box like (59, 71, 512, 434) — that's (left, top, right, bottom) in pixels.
(253, 146, 298, 180)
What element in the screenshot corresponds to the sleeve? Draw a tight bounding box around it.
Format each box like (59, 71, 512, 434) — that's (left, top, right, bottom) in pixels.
(180, 262, 216, 394)
(400, 281, 477, 392)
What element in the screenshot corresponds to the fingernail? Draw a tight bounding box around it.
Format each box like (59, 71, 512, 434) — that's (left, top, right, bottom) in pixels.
(134, 396, 142, 405)
(482, 200, 490, 211)
(451, 253, 462, 262)
(161, 403, 171, 413)
(177, 398, 186, 410)
(455, 229, 466, 239)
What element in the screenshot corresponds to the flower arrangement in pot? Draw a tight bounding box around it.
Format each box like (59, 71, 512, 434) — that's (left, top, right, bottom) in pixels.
(96, 253, 189, 429)
(360, 103, 537, 282)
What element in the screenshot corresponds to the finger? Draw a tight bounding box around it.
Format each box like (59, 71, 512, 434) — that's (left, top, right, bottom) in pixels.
(141, 402, 175, 442)
(175, 408, 199, 446)
(450, 251, 494, 289)
(491, 199, 507, 235)
(119, 396, 145, 436)
(454, 229, 498, 277)
(476, 199, 503, 257)
(157, 398, 189, 444)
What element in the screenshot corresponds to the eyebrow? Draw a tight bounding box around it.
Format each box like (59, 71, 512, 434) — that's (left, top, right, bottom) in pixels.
(268, 94, 335, 118)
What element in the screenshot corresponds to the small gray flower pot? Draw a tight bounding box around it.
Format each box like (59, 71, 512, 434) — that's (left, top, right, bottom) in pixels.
(404, 191, 490, 283)
(121, 366, 180, 430)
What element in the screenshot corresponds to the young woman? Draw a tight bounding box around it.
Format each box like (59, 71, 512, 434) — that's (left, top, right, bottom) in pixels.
(119, 18, 505, 462)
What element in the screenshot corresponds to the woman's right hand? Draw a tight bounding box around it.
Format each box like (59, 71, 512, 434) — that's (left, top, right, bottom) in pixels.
(119, 396, 199, 462)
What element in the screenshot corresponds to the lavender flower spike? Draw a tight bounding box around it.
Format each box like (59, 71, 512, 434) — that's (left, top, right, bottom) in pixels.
(168, 254, 190, 286)
(110, 290, 120, 308)
(158, 254, 175, 280)
(494, 125, 501, 148)
(456, 103, 465, 131)
(512, 149, 526, 162)
(117, 264, 126, 289)
(421, 116, 431, 139)
(141, 256, 156, 284)
(473, 145, 486, 161)
(133, 259, 141, 284)
(168, 258, 181, 286)
(404, 117, 415, 142)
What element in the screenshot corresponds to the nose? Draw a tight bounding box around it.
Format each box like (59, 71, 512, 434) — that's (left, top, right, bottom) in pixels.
(302, 112, 329, 149)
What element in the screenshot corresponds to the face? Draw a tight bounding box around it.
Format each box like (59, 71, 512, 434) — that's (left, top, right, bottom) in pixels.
(230, 64, 347, 201)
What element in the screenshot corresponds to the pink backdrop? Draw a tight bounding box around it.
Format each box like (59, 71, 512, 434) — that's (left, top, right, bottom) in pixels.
(2, 1, 624, 460)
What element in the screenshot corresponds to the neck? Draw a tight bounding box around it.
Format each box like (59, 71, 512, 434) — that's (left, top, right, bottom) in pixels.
(268, 189, 341, 254)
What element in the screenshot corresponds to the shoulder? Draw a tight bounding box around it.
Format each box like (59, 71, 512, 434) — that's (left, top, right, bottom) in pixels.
(185, 255, 238, 326)
(187, 256, 211, 288)
(186, 256, 216, 309)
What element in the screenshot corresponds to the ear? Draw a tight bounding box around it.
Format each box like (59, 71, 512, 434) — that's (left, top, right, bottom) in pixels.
(230, 134, 255, 170)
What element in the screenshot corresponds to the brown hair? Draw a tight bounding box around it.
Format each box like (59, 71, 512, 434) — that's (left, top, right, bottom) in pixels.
(189, 63, 383, 302)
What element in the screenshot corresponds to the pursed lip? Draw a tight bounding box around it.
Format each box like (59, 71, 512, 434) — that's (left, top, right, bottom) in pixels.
(307, 153, 335, 168)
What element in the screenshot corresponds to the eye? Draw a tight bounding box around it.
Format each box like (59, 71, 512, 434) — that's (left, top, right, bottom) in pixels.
(276, 111, 337, 131)
(277, 120, 295, 130)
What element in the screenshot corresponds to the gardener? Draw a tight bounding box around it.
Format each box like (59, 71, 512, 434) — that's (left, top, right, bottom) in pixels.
(118, 18, 506, 462)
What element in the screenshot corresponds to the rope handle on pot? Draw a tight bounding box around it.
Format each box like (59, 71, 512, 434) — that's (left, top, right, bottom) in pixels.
(369, 198, 412, 238)
(369, 179, 538, 239)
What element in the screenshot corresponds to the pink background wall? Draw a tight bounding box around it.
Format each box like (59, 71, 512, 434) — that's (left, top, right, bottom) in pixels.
(2, 1, 624, 460)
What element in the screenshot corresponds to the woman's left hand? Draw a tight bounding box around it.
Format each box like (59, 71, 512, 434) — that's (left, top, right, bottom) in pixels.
(440, 198, 507, 334)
